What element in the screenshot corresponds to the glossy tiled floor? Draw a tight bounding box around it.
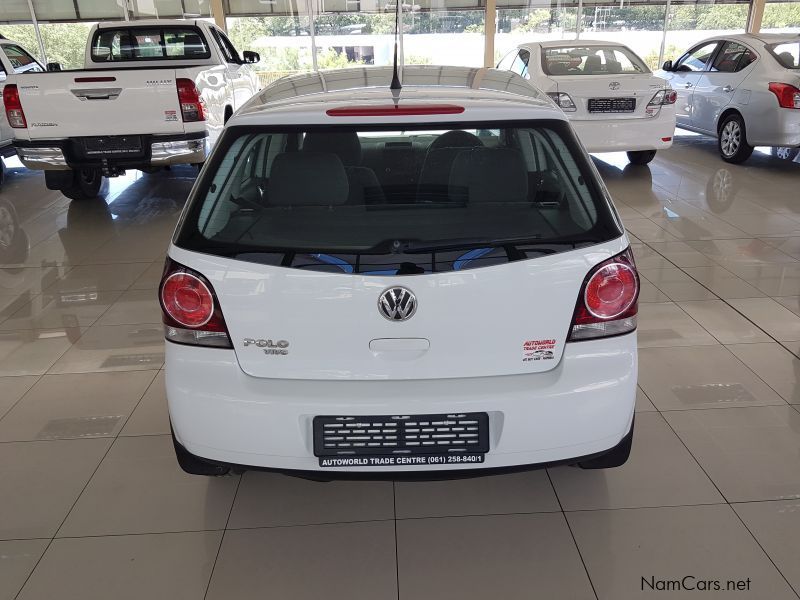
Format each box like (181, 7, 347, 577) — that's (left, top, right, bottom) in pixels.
(1, 135, 800, 600)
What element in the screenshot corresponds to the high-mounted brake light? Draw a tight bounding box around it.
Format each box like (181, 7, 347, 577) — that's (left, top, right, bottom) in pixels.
(74, 76, 116, 83)
(326, 104, 465, 117)
(159, 258, 230, 348)
(568, 248, 639, 342)
(176, 78, 205, 122)
(768, 82, 800, 109)
(3, 84, 26, 128)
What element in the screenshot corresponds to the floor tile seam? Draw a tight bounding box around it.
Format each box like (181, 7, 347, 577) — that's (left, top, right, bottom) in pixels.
(545, 469, 600, 600)
(728, 503, 800, 599)
(13, 431, 117, 600)
(203, 474, 243, 600)
(0, 372, 47, 427)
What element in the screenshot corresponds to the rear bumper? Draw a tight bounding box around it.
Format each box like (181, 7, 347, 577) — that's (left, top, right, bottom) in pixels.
(167, 333, 637, 473)
(13, 131, 208, 171)
(743, 107, 800, 148)
(571, 110, 676, 153)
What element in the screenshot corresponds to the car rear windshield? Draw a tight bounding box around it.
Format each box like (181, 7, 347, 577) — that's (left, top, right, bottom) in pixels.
(91, 26, 210, 62)
(175, 121, 622, 275)
(543, 46, 649, 76)
(768, 41, 800, 69)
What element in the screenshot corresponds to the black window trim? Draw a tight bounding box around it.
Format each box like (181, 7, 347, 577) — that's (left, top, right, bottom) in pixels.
(89, 24, 212, 63)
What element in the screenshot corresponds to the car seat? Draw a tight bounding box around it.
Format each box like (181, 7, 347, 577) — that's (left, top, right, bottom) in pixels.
(417, 130, 484, 202)
(268, 152, 350, 206)
(448, 147, 528, 204)
(584, 55, 603, 74)
(302, 131, 384, 204)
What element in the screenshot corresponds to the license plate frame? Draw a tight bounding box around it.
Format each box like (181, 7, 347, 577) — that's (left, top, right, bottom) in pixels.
(313, 412, 489, 467)
(588, 97, 636, 113)
(83, 135, 143, 157)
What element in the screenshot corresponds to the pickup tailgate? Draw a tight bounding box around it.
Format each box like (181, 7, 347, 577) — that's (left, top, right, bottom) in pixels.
(17, 70, 186, 138)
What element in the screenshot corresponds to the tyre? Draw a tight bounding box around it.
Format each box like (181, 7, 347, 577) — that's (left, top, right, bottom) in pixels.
(626, 150, 656, 165)
(718, 114, 753, 164)
(47, 168, 105, 201)
(0, 158, 5, 189)
(171, 428, 231, 476)
(578, 419, 634, 469)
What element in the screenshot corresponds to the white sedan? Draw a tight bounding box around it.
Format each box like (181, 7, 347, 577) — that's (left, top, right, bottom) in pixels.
(499, 40, 677, 165)
(161, 65, 638, 478)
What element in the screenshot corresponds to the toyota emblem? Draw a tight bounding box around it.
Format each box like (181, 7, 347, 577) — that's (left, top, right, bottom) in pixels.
(378, 287, 417, 322)
(609, 81, 621, 90)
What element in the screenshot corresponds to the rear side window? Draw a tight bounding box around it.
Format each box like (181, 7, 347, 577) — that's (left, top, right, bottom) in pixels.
(1, 44, 43, 74)
(176, 121, 621, 275)
(769, 41, 800, 69)
(711, 41, 756, 73)
(91, 27, 211, 62)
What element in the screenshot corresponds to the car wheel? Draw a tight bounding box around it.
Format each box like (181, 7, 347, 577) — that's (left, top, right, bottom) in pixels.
(62, 168, 105, 201)
(171, 427, 231, 476)
(773, 146, 800, 161)
(577, 418, 634, 469)
(0, 158, 5, 189)
(626, 150, 656, 165)
(718, 114, 753, 164)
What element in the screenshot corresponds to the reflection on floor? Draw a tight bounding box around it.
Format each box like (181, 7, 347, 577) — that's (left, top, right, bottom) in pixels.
(1, 135, 800, 600)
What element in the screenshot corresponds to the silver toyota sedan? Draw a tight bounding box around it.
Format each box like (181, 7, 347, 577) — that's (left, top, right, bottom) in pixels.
(658, 33, 800, 163)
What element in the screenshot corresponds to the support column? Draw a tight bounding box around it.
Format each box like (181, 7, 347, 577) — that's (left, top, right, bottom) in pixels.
(308, 0, 318, 71)
(576, 0, 583, 39)
(747, 0, 766, 33)
(25, 0, 47, 66)
(211, 0, 227, 32)
(484, 0, 496, 68)
(657, 0, 671, 67)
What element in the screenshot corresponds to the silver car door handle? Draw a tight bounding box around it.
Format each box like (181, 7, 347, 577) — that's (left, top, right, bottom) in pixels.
(722, 85, 733, 92)
(684, 82, 693, 88)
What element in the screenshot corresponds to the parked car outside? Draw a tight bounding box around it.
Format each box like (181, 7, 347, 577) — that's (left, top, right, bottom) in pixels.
(658, 33, 800, 163)
(2, 20, 261, 200)
(160, 65, 639, 478)
(499, 40, 677, 165)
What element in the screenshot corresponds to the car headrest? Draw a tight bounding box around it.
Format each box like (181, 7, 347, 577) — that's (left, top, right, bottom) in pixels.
(429, 129, 483, 151)
(607, 59, 622, 74)
(302, 131, 363, 166)
(450, 148, 528, 203)
(269, 152, 349, 206)
(584, 55, 602, 73)
(184, 34, 206, 57)
(778, 51, 796, 67)
(548, 61, 569, 75)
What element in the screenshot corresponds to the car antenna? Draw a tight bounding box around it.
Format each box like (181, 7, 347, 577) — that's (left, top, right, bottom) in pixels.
(389, 0, 402, 90)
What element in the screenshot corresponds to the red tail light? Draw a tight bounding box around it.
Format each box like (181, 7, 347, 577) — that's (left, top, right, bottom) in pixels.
(768, 82, 800, 109)
(176, 78, 205, 122)
(159, 258, 230, 348)
(568, 248, 639, 342)
(3, 84, 27, 128)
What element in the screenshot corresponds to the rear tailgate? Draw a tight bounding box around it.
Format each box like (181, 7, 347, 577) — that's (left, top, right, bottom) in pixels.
(16, 70, 186, 138)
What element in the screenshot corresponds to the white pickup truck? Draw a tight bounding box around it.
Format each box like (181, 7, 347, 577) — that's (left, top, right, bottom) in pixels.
(0, 35, 44, 188)
(2, 20, 261, 200)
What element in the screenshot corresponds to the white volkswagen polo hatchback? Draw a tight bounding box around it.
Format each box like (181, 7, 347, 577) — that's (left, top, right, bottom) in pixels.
(499, 40, 677, 165)
(161, 66, 639, 477)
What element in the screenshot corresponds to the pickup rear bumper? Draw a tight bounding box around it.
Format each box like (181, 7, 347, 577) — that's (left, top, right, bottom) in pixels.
(13, 131, 208, 172)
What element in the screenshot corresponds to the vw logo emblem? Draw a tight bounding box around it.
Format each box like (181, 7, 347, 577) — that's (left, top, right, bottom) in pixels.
(609, 81, 621, 91)
(378, 287, 417, 322)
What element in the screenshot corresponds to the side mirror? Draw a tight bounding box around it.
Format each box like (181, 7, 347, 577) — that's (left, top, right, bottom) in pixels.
(661, 60, 673, 72)
(46, 62, 62, 71)
(243, 50, 260, 64)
